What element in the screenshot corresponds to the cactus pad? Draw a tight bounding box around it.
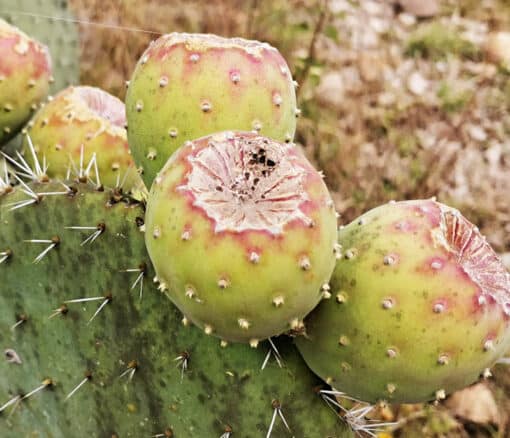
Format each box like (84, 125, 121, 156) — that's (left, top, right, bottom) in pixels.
(0, 180, 350, 437)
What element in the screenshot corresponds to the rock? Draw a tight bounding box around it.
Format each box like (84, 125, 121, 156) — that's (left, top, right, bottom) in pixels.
(398, 12, 417, 27)
(315, 71, 345, 109)
(358, 51, 384, 83)
(486, 32, 510, 68)
(407, 71, 429, 95)
(399, 0, 440, 17)
(467, 124, 488, 142)
(445, 383, 500, 426)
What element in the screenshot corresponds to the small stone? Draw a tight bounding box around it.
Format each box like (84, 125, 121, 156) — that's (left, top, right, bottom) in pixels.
(315, 72, 344, 110)
(407, 72, 429, 96)
(399, 0, 439, 17)
(467, 124, 488, 142)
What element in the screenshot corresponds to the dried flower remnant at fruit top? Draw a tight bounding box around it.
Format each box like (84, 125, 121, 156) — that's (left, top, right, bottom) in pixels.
(157, 32, 279, 59)
(178, 134, 310, 234)
(56, 86, 126, 136)
(432, 204, 510, 315)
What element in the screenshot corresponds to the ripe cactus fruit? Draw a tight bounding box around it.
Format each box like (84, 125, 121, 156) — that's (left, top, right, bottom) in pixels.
(24, 85, 141, 191)
(145, 131, 338, 343)
(0, 179, 350, 437)
(296, 199, 510, 403)
(0, 18, 52, 146)
(126, 32, 298, 187)
(1, 0, 80, 94)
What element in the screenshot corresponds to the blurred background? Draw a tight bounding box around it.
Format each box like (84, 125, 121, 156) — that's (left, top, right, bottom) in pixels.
(5, 0, 510, 435)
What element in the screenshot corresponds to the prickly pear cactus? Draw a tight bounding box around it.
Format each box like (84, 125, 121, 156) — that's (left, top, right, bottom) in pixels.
(0, 179, 350, 437)
(145, 131, 338, 343)
(126, 32, 298, 187)
(0, 18, 52, 146)
(296, 199, 510, 404)
(1, 0, 79, 94)
(24, 85, 142, 191)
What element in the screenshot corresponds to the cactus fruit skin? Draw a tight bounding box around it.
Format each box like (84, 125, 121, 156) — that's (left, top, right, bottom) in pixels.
(1, 0, 80, 155)
(24, 85, 142, 191)
(0, 19, 52, 146)
(126, 32, 298, 187)
(0, 181, 350, 437)
(145, 131, 338, 343)
(1, 0, 80, 94)
(296, 199, 510, 404)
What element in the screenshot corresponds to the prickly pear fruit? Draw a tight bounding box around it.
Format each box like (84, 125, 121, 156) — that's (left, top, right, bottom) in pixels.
(145, 131, 338, 344)
(126, 32, 298, 187)
(0, 18, 52, 146)
(1, 0, 80, 94)
(24, 85, 141, 191)
(0, 179, 350, 437)
(296, 199, 510, 403)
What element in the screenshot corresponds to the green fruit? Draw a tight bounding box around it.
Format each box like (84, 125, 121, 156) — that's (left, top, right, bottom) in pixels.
(296, 199, 510, 403)
(126, 32, 298, 187)
(145, 131, 338, 343)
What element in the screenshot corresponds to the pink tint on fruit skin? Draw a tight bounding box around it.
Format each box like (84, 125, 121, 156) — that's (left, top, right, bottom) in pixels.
(391, 219, 418, 233)
(177, 185, 324, 253)
(408, 201, 442, 228)
(164, 137, 330, 253)
(0, 37, 50, 78)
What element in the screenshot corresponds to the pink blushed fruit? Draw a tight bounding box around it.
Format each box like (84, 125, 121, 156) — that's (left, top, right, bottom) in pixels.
(0, 19, 52, 145)
(126, 32, 298, 187)
(25, 85, 141, 191)
(296, 199, 510, 403)
(145, 131, 338, 344)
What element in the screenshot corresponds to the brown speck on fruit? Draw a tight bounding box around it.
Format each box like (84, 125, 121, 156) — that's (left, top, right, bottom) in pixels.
(381, 298, 394, 309)
(438, 354, 449, 365)
(386, 348, 397, 358)
(218, 278, 229, 289)
(272, 295, 285, 307)
(299, 256, 311, 270)
(338, 335, 350, 346)
(383, 254, 397, 265)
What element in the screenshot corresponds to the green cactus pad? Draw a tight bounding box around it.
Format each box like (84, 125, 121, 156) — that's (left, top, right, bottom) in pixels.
(24, 85, 142, 191)
(126, 32, 298, 187)
(0, 19, 52, 146)
(145, 131, 338, 343)
(296, 200, 510, 404)
(0, 180, 350, 437)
